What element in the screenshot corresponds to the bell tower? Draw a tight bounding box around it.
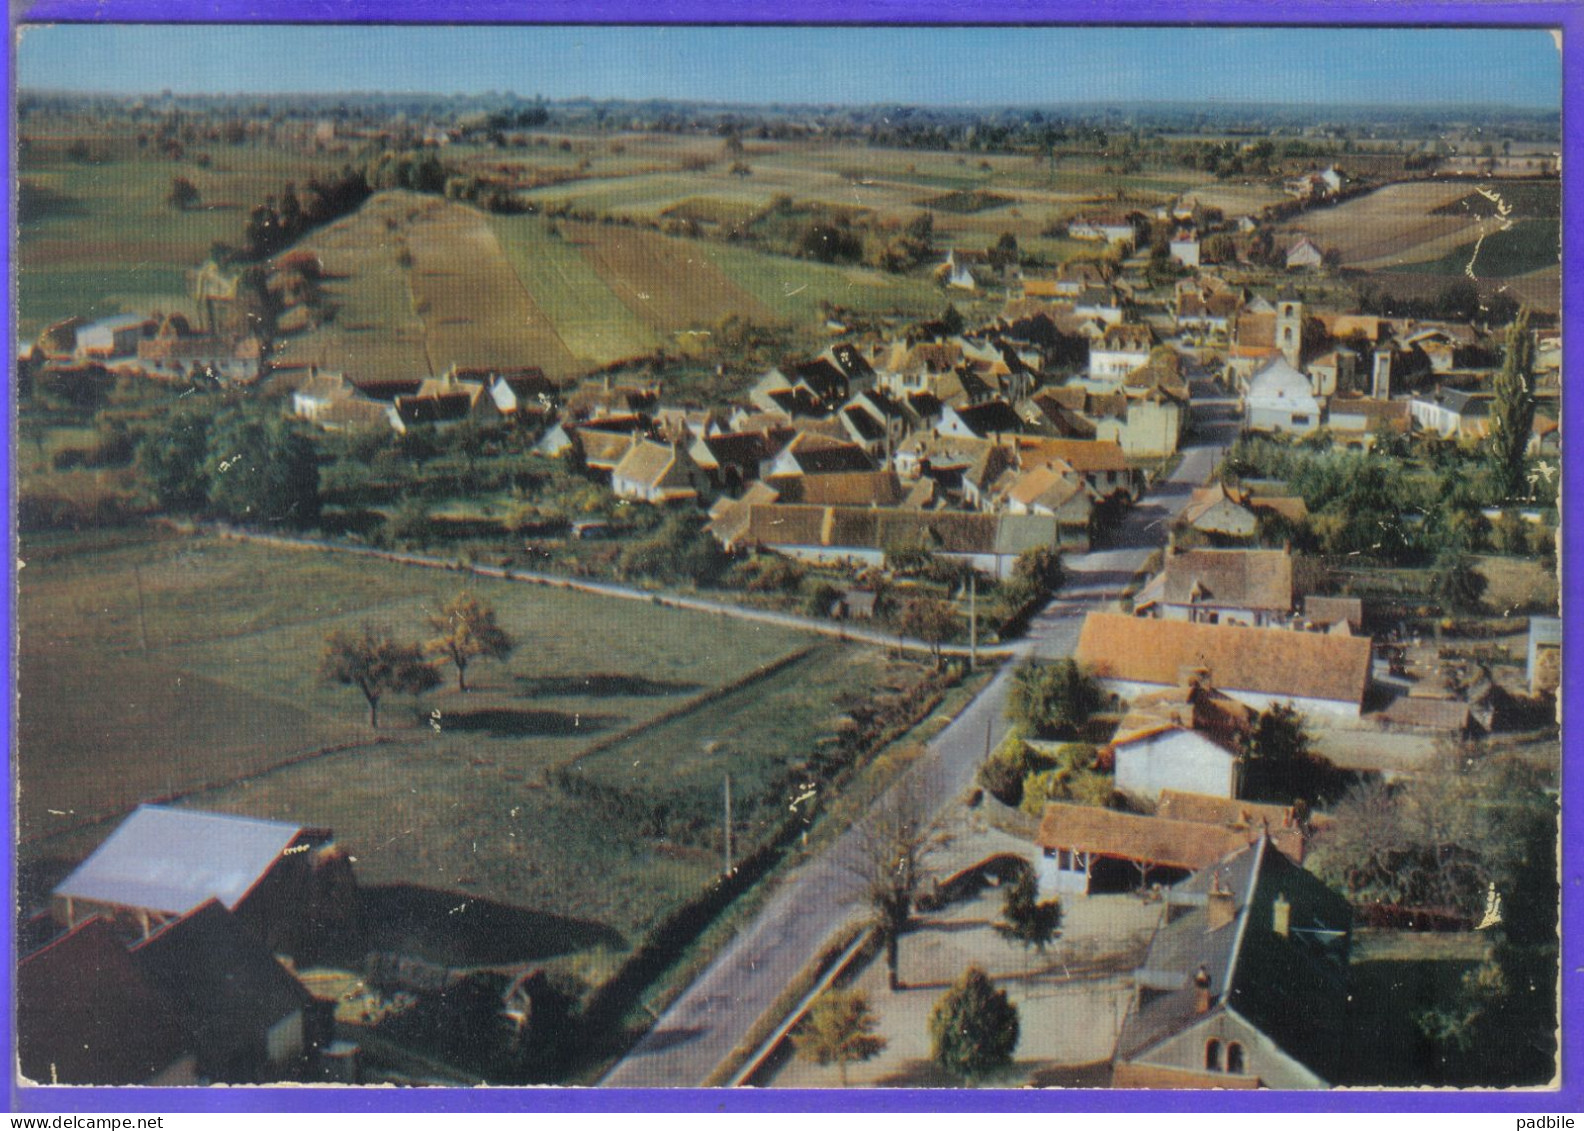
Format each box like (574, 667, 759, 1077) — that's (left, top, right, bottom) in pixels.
(1276, 299, 1303, 369)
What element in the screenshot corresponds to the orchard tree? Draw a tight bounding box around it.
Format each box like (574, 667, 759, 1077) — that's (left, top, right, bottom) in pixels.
(793, 989, 887, 1086)
(428, 592, 514, 692)
(929, 965, 1020, 1082)
(320, 623, 440, 728)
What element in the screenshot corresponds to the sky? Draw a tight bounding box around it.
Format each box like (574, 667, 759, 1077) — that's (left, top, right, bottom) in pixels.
(14, 25, 1563, 109)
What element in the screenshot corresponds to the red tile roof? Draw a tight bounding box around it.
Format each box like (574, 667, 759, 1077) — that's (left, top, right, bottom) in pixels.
(1075, 612, 1372, 707)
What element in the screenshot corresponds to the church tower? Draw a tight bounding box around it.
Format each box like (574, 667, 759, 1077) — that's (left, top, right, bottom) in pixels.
(1276, 298, 1303, 369)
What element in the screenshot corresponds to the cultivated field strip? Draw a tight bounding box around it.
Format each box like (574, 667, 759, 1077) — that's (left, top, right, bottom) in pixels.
(403, 198, 581, 379)
(568, 221, 775, 332)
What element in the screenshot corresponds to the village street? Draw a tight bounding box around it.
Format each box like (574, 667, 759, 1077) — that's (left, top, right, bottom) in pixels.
(601, 379, 1239, 1088)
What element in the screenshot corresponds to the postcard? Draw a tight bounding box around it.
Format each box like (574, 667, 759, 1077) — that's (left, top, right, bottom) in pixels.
(7, 16, 1570, 1110)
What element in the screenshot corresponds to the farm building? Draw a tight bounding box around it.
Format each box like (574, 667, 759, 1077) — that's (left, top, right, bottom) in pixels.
(1074, 611, 1374, 720)
(51, 805, 354, 956)
(17, 917, 197, 1086)
(1015, 436, 1139, 501)
(74, 314, 151, 359)
(131, 900, 314, 1084)
(727, 503, 1061, 578)
(1284, 236, 1326, 270)
(994, 460, 1096, 543)
(1178, 483, 1258, 539)
(689, 427, 795, 493)
(1112, 836, 1352, 1089)
(1302, 595, 1364, 634)
(1033, 803, 1265, 896)
(1132, 547, 1296, 627)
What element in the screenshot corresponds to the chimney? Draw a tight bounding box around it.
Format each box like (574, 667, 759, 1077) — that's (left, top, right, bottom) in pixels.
(1193, 964, 1213, 1014)
(1272, 892, 1291, 939)
(1207, 871, 1236, 933)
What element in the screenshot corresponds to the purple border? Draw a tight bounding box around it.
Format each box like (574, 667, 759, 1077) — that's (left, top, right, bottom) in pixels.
(5, 0, 1579, 1114)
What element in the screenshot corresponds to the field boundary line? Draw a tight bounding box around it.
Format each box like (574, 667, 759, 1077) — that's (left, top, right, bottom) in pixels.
(203, 525, 1022, 659)
(545, 644, 819, 777)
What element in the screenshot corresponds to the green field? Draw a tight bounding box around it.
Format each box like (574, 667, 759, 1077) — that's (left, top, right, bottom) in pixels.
(490, 214, 664, 364)
(16, 530, 917, 952)
(16, 144, 345, 337)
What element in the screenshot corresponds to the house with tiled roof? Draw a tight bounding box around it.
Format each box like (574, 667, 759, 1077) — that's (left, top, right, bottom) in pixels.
(689, 427, 795, 493)
(1075, 611, 1374, 720)
(773, 470, 911, 508)
(1089, 323, 1155, 383)
(1133, 547, 1296, 627)
(611, 439, 708, 504)
(1034, 803, 1267, 896)
(1178, 483, 1259, 540)
(993, 461, 1095, 548)
(1409, 387, 1494, 439)
(731, 504, 1060, 578)
(762, 431, 876, 479)
(1015, 436, 1139, 501)
(1109, 684, 1255, 803)
(1112, 836, 1352, 1089)
(1325, 395, 1411, 451)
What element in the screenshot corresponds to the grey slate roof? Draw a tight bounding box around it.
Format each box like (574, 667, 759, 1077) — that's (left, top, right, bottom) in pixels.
(54, 805, 305, 916)
(1118, 836, 1353, 1083)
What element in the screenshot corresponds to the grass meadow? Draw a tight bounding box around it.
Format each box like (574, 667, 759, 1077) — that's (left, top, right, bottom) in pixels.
(16, 529, 929, 964)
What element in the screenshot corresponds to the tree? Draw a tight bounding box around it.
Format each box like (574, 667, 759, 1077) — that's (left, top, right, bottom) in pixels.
(929, 965, 1019, 1082)
(987, 231, 1020, 271)
(136, 409, 212, 512)
(994, 867, 1061, 972)
(1241, 702, 1328, 803)
(1430, 550, 1488, 614)
(428, 593, 514, 692)
(846, 790, 949, 992)
(166, 176, 201, 211)
(899, 597, 956, 669)
(205, 410, 321, 528)
(1487, 308, 1535, 501)
(793, 989, 887, 1086)
(1006, 658, 1103, 738)
(320, 623, 441, 728)
(940, 303, 966, 336)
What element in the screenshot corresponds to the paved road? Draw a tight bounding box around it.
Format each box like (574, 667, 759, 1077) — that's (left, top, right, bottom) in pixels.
(601, 379, 1239, 1088)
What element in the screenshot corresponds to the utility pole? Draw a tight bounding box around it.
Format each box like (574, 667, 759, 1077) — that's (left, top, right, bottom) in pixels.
(133, 565, 149, 653)
(723, 773, 734, 876)
(969, 573, 978, 672)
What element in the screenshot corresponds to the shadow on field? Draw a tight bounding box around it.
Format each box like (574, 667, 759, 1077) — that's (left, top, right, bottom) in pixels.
(515, 674, 702, 699)
(362, 884, 625, 966)
(441, 708, 620, 738)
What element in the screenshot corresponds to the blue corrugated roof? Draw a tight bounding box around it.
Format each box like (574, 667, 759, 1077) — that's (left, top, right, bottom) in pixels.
(54, 806, 304, 915)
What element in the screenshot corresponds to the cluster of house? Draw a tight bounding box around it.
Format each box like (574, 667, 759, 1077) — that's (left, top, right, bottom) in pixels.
(20, 311, 265, 393)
